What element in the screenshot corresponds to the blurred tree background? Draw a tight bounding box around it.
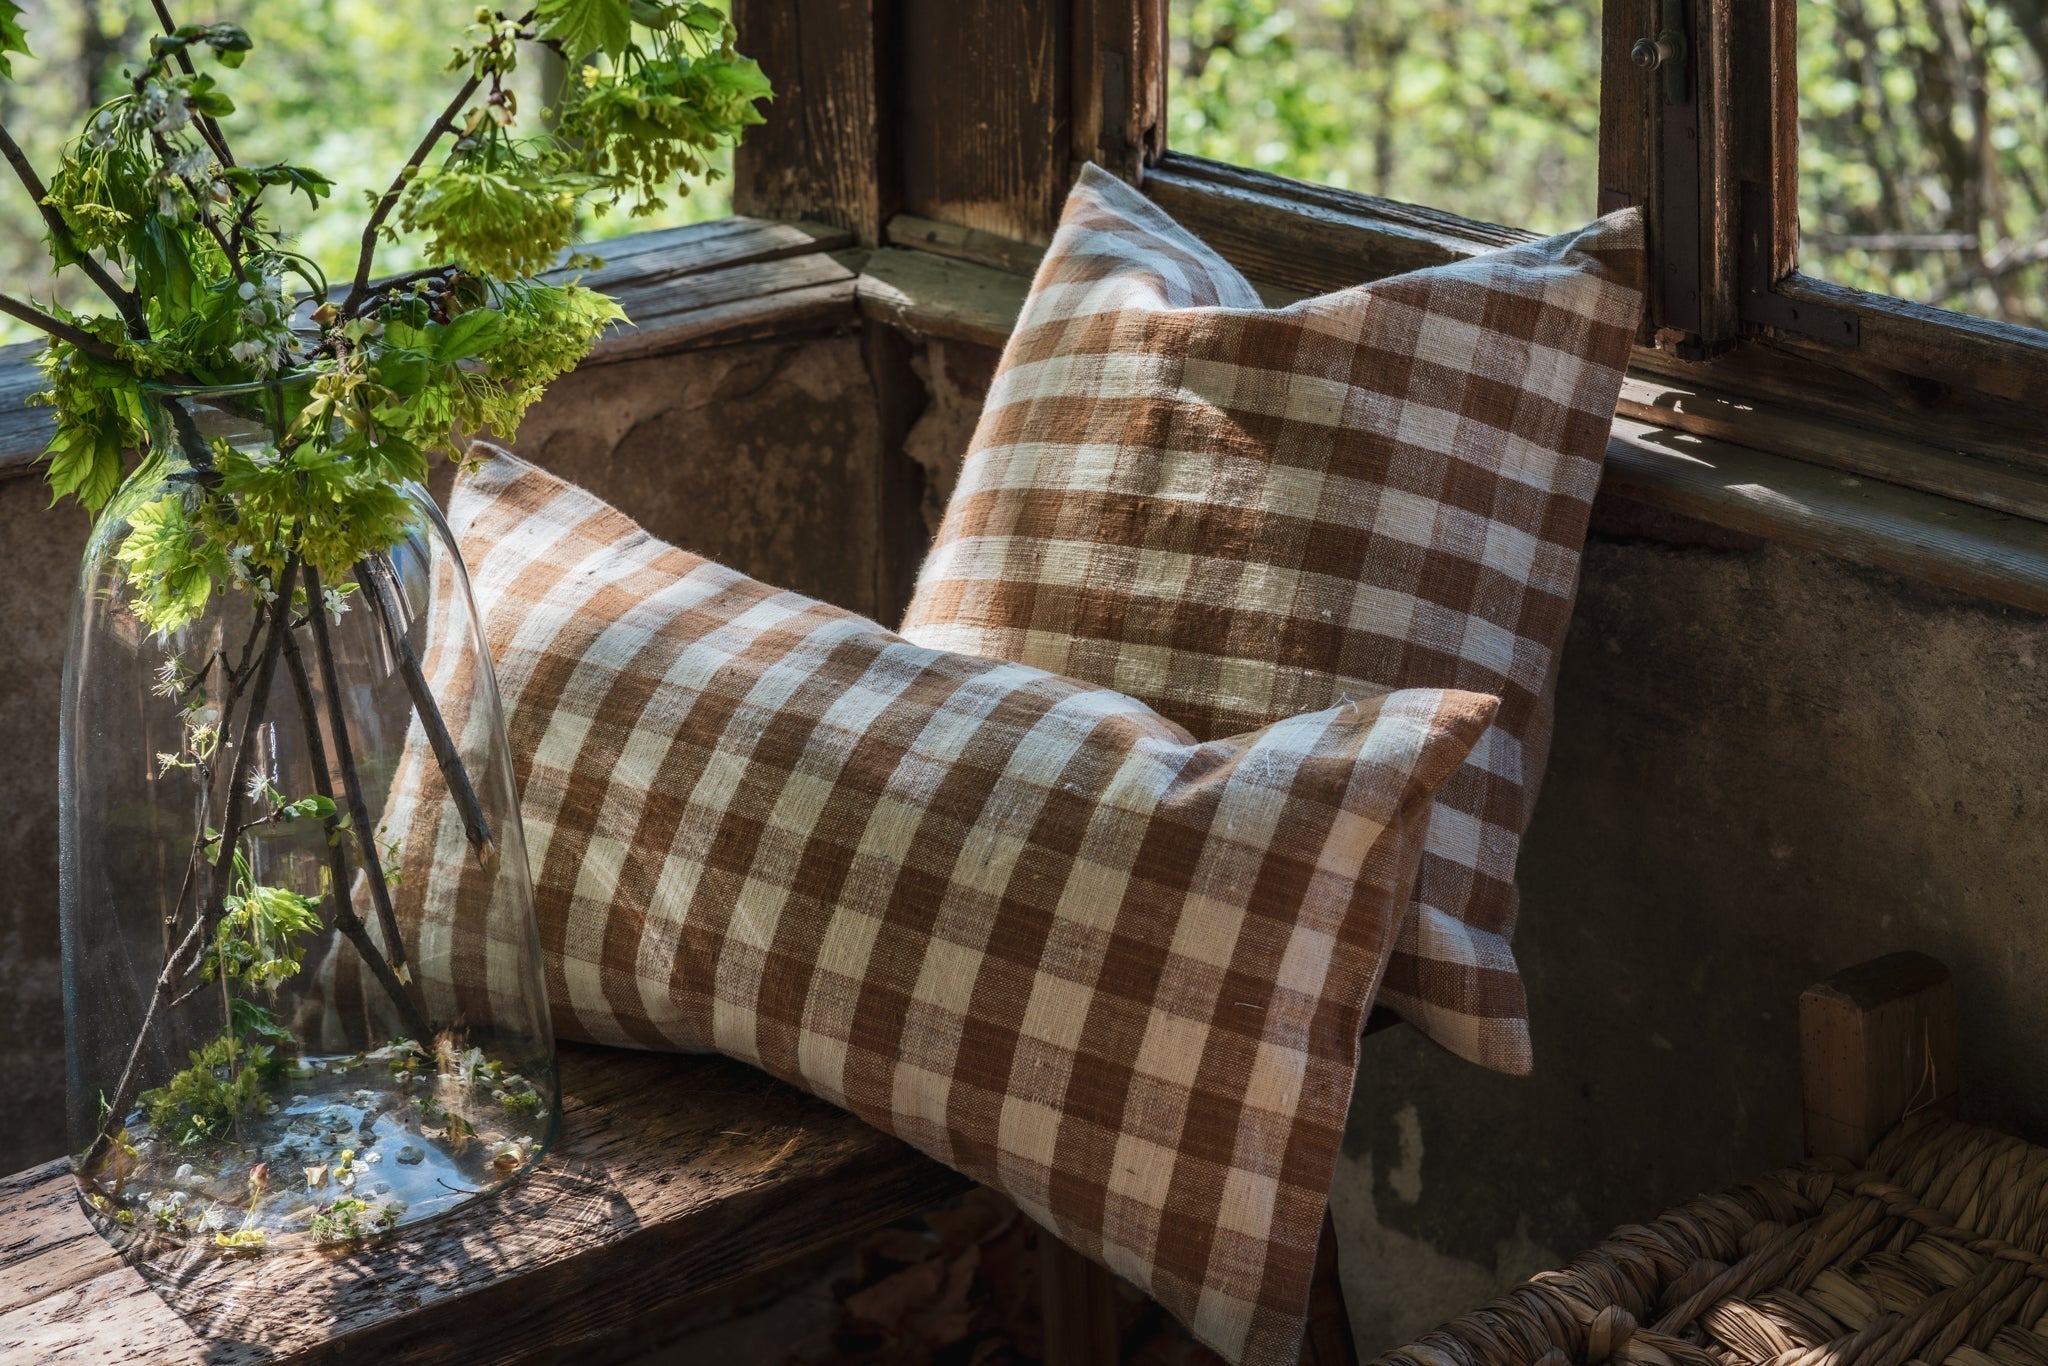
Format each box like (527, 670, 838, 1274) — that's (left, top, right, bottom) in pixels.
(0, 0, 732, 345)
(1169, 0, 2047, 327)
(2, 2, 2039, 340)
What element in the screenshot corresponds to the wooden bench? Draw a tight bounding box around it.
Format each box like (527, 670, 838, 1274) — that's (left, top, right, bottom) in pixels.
(2, 1031, 1384, 1364)
(0, 1044, 966, 1364)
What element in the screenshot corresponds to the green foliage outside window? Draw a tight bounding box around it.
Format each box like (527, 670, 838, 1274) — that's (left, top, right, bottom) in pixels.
(1169, 0, 1600, 234)
(1170, 0, 2047, 328)
(0, 0, 738, 346)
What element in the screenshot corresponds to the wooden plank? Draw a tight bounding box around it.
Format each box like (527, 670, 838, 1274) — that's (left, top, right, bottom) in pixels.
(1628, 334, 2048, 478)
(0, 340, 51, 483)
(1142, 155, 1535, 298)
(1772, 274, 2048, 410)
(856, 247, 1032, 350)
(564, 217, 852, 291)
(599, 252, 855, 338)
(584, 279, 857, 366)
(885, 214, 1050, 279)
(1694, 0, 1740, 345)
(1595, 0, 1656, 230)
(732, 0, 891, 244)
(1069, 0, 1165, 182)
(897, 0, 1070, 245)
(1799, 953, 1958, 1163)
(1616, 375, 2048, 528)
(1604, 416, 2048, 617)
(0, 1045, 964, 1365)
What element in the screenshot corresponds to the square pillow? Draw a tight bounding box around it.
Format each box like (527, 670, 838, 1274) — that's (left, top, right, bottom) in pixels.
(382, 446, 1492, 1365)
(899, 165, 1647, 1074)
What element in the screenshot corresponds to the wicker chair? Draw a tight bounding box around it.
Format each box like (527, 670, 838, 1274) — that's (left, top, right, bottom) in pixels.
(1374, 953, 2045, 1366)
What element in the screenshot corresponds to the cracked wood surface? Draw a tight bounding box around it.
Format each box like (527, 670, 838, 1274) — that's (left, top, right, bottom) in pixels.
(0, 1044, 964, 1364)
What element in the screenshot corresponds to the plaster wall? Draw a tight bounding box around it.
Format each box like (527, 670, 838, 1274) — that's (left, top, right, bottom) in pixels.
(1337, 519, 2048, 1353)
(2, 329, 2044, 1366)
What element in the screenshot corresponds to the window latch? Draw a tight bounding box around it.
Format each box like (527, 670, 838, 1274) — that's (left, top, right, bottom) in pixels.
(1631, 0, 1689, 105)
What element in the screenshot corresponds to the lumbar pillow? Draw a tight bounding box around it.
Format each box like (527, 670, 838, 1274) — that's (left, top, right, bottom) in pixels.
(386, 445, 1492, 1365)
(900, 164, 1647, 1075)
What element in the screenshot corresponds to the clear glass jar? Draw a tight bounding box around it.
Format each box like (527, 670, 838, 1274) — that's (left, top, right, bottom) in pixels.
(60, 382, 556, 1252)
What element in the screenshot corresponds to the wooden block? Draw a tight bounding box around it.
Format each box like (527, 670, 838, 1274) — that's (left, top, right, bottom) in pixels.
(1799, 951, 1958, 1163)
(1297, 1207, 1360, 1366)
(1037, 1222, 1121, 1365)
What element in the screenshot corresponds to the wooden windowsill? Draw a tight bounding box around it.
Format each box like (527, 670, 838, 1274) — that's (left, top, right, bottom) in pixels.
(4, 212, 2044, 619)
(0, 1045, 964, 1364)
(0, 216, 862, 483)
(861, 210, 2048, 620)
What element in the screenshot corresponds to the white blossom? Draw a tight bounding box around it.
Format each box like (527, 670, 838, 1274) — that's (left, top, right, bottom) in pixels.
(168, 149, 215, 181)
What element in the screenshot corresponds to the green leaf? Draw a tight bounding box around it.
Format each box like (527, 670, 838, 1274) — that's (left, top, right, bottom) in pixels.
(0, 1, 29, 79)
(536, 0, 634, 59)
(207, 24, 251, 66)
(679, 3, 725, 34)
(705, 56, 773, 100)
(230, 997, 294, 1044)
(280, 795, 338, 822)
(432, 308, 506, 362)
(43, 421, 125, 512)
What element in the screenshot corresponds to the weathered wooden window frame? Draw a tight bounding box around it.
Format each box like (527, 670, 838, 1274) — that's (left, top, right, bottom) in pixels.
(1084, 0, 2048, 506)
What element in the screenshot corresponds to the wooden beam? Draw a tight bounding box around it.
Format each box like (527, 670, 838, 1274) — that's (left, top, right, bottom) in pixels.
(886, 214, 1050, 279)
(1799, 952, 1958, 1164)
(0, 1046, 966, 1363)
(1616, 375, 2048, 528)
(897, 0, 1071, 245)
(1603, 417, 2048, 618)
(856, 247, 1032, 350)
(732, 0, 892, 245)
(1070, 0, 1165, 183)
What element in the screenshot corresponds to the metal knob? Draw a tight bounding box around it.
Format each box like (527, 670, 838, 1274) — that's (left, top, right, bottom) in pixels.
(1634, 0, 1690, 103)
(1631, 34, 1678, 69)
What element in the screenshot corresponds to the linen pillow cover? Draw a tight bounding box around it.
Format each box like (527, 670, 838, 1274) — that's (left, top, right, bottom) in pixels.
(381, 447, 1492, 1366)
(900, 164, 1647, 1075)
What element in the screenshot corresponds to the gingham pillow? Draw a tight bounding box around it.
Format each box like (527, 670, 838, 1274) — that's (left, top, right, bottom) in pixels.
(900, 165, 1647, 1075)
(389, 447, 1492, 1365)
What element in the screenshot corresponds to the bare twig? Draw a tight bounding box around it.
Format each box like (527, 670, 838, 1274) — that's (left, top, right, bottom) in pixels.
(281, 620, 430, 1040)
(0, 123, 149, 337)
(306, 563, 414, 972)
(85, 571, 295, 1171)
(358, 558, 496, 870)
(82, 908, 213, 1172)
(147, 0, 237, 171)
(340, 73, 483, 313)
(0, 292, 126, 361)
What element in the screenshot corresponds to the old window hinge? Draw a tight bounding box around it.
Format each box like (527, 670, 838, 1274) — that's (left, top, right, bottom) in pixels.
(1736, 182, 1860, 345)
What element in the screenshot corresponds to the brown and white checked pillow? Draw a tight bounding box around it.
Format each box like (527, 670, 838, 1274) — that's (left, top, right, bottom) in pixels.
(387, 447, 1492, 1365)
(900, 165, 1647, 1075)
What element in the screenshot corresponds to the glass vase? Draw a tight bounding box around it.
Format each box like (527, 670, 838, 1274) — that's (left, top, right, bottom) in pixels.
(60, 381, 557, 1253)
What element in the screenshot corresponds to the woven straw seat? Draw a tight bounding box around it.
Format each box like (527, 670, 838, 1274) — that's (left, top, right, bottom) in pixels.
(1376, 1110, 2048, 1366)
